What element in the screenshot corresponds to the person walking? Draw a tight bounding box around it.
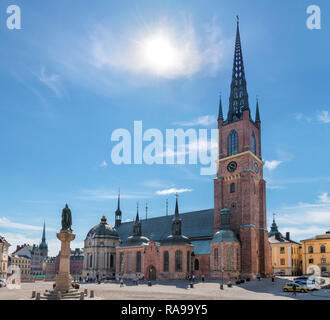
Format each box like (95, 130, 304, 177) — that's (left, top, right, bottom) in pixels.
(292, 284, 297, 297)
(120, 278, 124, 287)
(201, 275, 205, 283)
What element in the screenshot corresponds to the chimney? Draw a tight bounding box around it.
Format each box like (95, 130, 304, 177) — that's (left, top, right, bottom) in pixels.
(286, 232, 290, 241)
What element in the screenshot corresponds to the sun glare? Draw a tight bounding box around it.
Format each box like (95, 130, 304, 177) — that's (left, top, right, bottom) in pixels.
(140, 34, 180, 74)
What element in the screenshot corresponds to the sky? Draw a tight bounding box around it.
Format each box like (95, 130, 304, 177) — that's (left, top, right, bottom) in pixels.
(0, 0, 329, 256)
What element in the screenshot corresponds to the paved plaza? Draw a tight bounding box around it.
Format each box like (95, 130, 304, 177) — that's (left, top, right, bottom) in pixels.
(0, 277, 330, 300)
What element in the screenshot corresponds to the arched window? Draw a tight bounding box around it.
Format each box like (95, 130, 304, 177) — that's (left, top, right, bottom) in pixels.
(187, 252, 191, 273)
(119, 253, 124, 273)
(136, 252, 141, 272)
(163, 251, 169, 272)
(228, 130, 238, 156)
(230, 183, 235, 193)
(175, 250, 182, 272)
(308, 246, 314, 254)
(194, 259, 199, 271)
(251, 132, 256, 155)
(89, 255, 93, 268)
(321, 245, 326, 253)
(214, 248, 219, 267)
(226, 247, 232, 271)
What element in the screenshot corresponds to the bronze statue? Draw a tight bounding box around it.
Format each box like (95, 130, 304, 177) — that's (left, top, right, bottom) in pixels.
(61, 204, 72, 231)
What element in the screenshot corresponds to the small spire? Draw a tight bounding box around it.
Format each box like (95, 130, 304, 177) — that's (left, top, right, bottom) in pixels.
(218, 94, 223, 121)
(117, 188, 120, 210)
(42, 220, 46, 242)
(145, 203, 148, 220)
(174, 193, 179, 218)
(256, 98, 261, 123)
(136, 202, 140, 222)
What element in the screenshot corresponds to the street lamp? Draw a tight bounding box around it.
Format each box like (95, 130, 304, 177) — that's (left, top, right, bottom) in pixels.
(220, 268, 224, 290)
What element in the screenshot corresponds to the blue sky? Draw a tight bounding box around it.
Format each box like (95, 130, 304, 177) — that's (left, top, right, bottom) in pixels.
(0, 0, 329, 256)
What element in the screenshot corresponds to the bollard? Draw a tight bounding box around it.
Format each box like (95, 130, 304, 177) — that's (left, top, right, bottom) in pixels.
(31, 291, 36, 299)
(84, 288, 88, 296)
(190, 283, 194, 289)
(220, 284, 224, 290)
(57, 291, 62, 300)
(90, 290, 94, 298)
(148, 281, 152, 287)
(80, 292, 84, 300)
(36, 292, 41, 300)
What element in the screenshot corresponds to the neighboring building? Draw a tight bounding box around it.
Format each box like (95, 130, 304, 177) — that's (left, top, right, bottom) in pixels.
(43, 257, 56, 281)
(301, 231, 330, 276)
(9, 244, 32, 281)
(0, 235, 10, 279)
(70, 248, 84, 280)
(31, 222, 48, 276)
(83, 19, 272, 280)
(268, 218, 301, 276)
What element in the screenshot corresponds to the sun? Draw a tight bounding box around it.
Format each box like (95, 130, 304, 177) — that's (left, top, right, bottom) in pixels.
(139, 33, 180, 74)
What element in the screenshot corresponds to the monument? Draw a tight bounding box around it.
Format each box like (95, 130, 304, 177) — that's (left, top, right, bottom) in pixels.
(55, 204, 75, 292)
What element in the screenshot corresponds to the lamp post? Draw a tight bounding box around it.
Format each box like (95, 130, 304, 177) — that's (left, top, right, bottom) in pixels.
(220, 268, 224, 290)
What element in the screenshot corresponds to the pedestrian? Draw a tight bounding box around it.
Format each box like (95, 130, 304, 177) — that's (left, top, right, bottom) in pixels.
(272, 277, 275, 284)
(292, 284, 297, 297)
(192, 274, 195, 283)
(202, 275, 205, 283)
(120, 278, 124, 287)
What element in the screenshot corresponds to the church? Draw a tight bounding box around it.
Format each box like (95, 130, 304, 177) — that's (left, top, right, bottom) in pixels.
(82, 20, 272, 281)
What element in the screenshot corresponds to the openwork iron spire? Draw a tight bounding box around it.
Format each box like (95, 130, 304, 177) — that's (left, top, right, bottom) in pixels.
(227, 16, 250, 122)
(255, 98, 261, 123)
(218, 95, 223, 121)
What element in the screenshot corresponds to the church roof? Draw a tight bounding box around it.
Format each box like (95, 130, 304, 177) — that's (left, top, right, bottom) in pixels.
(116, 209, 214, 243)
(212, 229, 239, 243)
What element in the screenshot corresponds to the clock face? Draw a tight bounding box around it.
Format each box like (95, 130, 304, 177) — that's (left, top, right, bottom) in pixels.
(227, 161, 237, 173)
(254, 163, 259, 173)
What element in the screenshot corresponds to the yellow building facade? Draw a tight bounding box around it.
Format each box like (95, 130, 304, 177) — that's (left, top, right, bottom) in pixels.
(268, 218, 302, 276)
(0, 235, 10, 279)
(301, 231, 330, 276)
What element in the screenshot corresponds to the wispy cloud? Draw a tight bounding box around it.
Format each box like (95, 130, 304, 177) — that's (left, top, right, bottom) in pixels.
(38, 66, 63, 97)
(99, 160, 108, 168)
(75, 189, 150, 201)
(0, 217, 56, 232)
(295, 113, 312, 123)
(264, 160, 282, 171)
(318, 110, 330, 124)
(156, 188, 193, 195)
(173, 115, 217, 127)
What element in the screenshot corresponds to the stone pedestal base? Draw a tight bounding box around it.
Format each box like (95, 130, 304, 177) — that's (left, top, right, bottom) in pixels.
(55, 230, 75, 292)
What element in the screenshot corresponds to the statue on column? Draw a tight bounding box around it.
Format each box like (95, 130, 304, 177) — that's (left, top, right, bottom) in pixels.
(61, 204, 72, 231)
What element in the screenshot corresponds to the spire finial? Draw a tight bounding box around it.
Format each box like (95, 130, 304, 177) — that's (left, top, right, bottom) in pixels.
(273, 213, 276, 222)
(174, 193, 179, 218)
(145, 203, 148, 220)
(135, 202, 140, 222)
(237, 15, 239, 25)
(218, 93, 223, 121)
(255, 98, 261, 123)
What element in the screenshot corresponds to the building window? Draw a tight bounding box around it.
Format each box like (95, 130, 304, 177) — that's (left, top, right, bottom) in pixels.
(110, 254, 114, 268)
(230, 183, 235, 193)
(214, 248, 219, 267)
(321, 245, 326, 253)
(280, 259, 285, 266)
(194, 259, 199, 271)
(163, 251, 169, 272)
(89, 255, 93, 268)
(119, 253, 124, 273)
(308, 246, 313, 254)
(251, 132, 256, 155)
(187, 252, 191, 273)
(136, 252, 141, 272)
(321, 258, 326, 264)
(280, 247, 285, 254)
(226, 247, 232, 271)
(175, 251, 182, 272)
(309, 259, 314, 264)
(228, 130, 238, 156)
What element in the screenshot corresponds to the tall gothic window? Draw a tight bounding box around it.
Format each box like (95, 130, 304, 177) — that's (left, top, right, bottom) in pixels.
(187, 252, 191, 273)
(136, 252, 141, 272)
(89, 255, 93, 268)
(228, 130, 238, 156)
(214, 248, 219, 267)
(251, 132, 256, 155)
(194, 259, 199, 271)
(226, 247, 232, 271)
(175, 250, 182, 272)
(163, 251, 169, 272)
(119, 253, 124, 273)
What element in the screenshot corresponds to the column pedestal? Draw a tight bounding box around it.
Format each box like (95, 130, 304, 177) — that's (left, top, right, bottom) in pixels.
(55, 230, 75, 292)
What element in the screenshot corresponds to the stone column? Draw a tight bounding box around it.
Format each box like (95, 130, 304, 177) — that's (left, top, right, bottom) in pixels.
(55, 230, 75, 292)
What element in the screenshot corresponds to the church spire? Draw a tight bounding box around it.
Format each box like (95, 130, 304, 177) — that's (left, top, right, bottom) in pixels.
(172, 193, 182, 236)
(39, 220, 48, 257)
(255, 98, 261, 123)
(133, 202, 141, 236)
(227, 16, 250, 122)
(42, 220, 46, 242)
(218, 95, 223, 121)
(115, 188, 122, 228)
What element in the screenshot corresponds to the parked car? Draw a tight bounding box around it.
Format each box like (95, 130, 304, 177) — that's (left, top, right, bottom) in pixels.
(274, 271, 286, 276)
(294, 276, 309, 281)
(294, 280, 319, 291)
(0, 279, 6, 288)
(282, 282, 308, 293)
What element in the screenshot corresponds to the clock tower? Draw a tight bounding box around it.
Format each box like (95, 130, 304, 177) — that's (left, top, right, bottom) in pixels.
(213, 18, 272, 277)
